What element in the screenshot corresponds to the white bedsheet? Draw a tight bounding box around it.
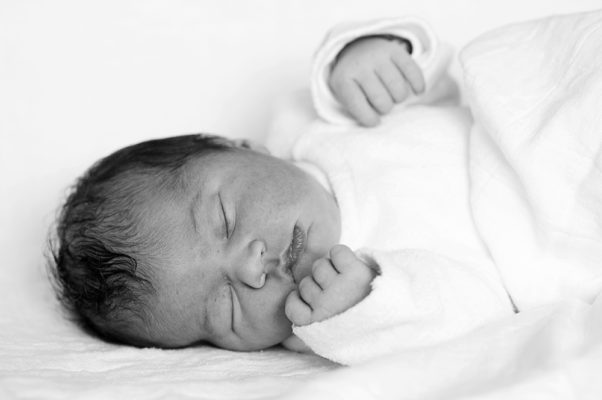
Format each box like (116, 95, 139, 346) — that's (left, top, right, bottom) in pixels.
(1, 279, 338, 400)
(2, 1, 602, 400)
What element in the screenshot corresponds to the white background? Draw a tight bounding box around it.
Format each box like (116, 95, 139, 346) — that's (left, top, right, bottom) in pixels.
(1, 0, 600, 299)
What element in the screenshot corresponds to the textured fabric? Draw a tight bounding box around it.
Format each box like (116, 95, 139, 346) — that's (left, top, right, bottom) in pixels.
(286, 18, 514, 365)
(282, 10, 602, 366)
(461, 9, 602, 309)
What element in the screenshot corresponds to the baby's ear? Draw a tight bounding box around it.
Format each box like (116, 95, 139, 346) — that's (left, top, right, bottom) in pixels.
(232, 139, 270, 155)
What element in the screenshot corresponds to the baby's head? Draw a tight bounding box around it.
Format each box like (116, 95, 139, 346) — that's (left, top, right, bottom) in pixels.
(50, 134, 340, 351)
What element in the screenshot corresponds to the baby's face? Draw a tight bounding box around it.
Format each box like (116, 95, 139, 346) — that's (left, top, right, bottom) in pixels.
(142, 146, 341, 350)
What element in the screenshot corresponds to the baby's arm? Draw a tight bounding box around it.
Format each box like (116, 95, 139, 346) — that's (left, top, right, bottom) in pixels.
(311, 17, 454, 126)
(285, 244, 377, 327)
(329, 36, 425, 127)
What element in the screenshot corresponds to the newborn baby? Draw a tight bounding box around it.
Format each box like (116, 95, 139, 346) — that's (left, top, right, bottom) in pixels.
(51, 17, 514, 364)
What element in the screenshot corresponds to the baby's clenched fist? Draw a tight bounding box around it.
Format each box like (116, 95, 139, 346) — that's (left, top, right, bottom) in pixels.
(329, 36, 425, 127)
(285, 245, 377, 326)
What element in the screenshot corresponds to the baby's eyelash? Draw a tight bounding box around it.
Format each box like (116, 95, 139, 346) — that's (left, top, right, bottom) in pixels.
(218, 195, 229, 238)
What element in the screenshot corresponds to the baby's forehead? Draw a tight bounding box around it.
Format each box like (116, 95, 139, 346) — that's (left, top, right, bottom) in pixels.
(178, 147, 280, 188)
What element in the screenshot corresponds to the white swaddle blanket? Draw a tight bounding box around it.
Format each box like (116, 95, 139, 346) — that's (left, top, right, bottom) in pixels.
(268, 10, 602, 365)
(463, 9, 602, 308)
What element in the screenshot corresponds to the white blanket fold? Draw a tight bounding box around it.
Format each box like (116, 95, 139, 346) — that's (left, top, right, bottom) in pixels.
(462, 9, 602, 309)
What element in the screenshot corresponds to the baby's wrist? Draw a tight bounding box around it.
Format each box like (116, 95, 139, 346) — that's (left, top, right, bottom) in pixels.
(363, 34, 413, 54)
(335, 34, 412, 65)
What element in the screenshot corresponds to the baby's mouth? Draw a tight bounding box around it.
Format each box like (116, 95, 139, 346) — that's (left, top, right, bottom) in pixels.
(284, 224, 305, 284)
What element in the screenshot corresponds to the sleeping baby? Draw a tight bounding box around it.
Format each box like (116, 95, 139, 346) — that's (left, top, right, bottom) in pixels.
(50, 17, 518, 365)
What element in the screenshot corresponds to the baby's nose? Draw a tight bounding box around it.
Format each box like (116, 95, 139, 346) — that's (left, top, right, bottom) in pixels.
(232, 239, 267, 289)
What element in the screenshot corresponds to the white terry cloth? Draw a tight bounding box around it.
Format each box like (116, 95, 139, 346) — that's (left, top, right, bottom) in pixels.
(311, 16, 456, 126)
(293, 249, 513, 365)
(461, 9, 602, 310)
(273, 18, 515, 365)
(288, 107, 514, 364)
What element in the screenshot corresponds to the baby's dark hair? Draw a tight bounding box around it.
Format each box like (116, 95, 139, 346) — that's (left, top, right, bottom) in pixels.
(48, 134, 234, 347)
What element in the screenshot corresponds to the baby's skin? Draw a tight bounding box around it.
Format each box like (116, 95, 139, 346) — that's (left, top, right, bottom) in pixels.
(284, 36, 425, 339)
(328, 36, 425, 126)
(285, 245, 376, 326)
(129, 35, 426, 352)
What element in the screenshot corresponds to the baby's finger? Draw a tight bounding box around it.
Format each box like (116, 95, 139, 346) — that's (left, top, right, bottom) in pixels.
(311, 258, 339, 289)
(298, 275, 322, 307)
(358, 73, 394, 115)
(391, 51, 425, 95)
(336, 79, 380, 127)
(376, 63, 410, 104)
(329, 244, 361, 274)
(284, 290, 312, 326)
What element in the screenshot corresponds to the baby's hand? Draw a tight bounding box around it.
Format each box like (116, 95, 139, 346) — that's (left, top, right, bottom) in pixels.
(285, 245, 377, 326)
(329, 36, 425, 127)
